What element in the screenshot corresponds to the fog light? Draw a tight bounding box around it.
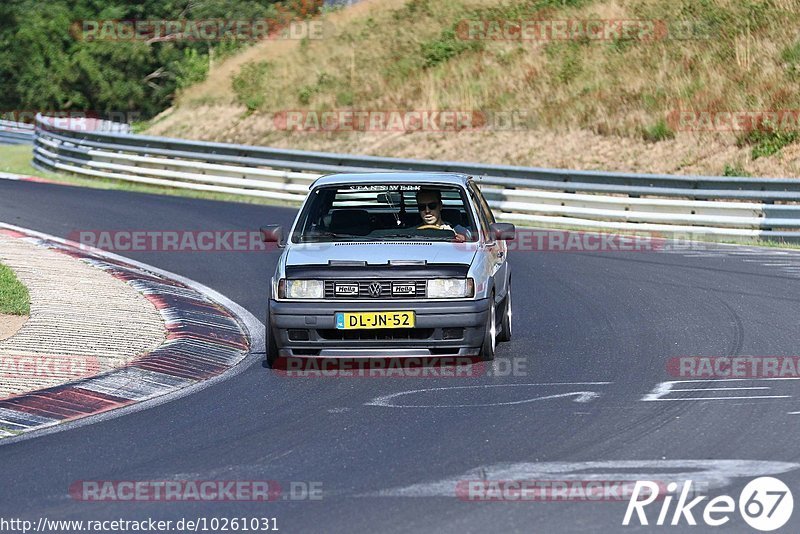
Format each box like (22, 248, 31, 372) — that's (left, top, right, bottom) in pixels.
(288, 329, 309, 341)
(443, 328, 464, 340)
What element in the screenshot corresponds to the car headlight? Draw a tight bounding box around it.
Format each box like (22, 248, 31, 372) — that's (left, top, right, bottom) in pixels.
(283, 279, 324, 299)
(427, 278, 474, 298)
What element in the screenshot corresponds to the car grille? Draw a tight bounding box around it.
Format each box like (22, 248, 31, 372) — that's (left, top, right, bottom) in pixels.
(317, 328, 434, 340)
(324, 280, 427, 299)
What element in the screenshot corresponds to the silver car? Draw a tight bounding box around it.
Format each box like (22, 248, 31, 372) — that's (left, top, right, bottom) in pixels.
(261, 172, 514, 363)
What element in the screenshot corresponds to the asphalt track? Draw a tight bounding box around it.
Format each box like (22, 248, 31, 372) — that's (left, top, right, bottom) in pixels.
(1, 179, 800, 533)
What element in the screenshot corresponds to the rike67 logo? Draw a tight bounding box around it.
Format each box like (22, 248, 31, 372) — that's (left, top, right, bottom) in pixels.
(623, 477, 793, 531)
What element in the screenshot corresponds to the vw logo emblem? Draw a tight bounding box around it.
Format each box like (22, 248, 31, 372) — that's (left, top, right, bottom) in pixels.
(368, 282, 382, 298)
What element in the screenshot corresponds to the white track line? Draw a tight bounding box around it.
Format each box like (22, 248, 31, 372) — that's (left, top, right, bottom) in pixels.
(366, 382, 611, 408)
(650, 396, 791, 401)
(670, 387, 770, 392)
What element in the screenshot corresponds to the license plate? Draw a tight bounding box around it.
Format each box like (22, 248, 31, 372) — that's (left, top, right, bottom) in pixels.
(335, 311, 415, 329)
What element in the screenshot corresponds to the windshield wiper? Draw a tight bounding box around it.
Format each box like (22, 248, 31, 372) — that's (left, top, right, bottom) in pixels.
(378, 233, 454, 241)
(302, 231, 358, 241)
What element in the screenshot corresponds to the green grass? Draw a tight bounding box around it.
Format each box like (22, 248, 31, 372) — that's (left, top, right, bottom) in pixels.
(748, 239, 800, 250)
(0, 144, 63, 181)
(782, 39, 800, 80)
(232, 60, 273, 111)
(722, 163, 751, 177)
(421, 27, 483, 68)
(642, 119, 675, 143)
(0, 263, 30, 316)
(0, 145, 299, 208)
(737, 128, 800, 160)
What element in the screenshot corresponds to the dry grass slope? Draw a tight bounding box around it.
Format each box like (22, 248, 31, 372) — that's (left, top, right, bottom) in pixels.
(147, 0, 800, 178)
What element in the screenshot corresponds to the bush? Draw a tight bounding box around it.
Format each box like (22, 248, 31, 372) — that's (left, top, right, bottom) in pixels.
(296, 72, 336, 105)
(175, 48, 209, 90)
(421, 28, 482, 69)
(642, 119, 675, 142)
(782, 40, 800, 80)
(231, 61, 272, 111)
(722, 163, 751, 177)
(738, 126, 799, 160)
(0, 0, 323, 120)
(298, 85, 315, 105)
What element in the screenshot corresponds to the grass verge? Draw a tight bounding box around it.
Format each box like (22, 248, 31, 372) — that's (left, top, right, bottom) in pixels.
(0, 263, 30, 316)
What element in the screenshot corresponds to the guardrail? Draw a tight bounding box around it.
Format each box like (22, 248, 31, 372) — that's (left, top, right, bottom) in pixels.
(0, 120, 35, 145)
(31, 114, 800, 241)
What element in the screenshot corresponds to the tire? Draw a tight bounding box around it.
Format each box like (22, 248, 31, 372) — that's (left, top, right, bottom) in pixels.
(497, 279, 512, 342)
(479, 293, 497, 361)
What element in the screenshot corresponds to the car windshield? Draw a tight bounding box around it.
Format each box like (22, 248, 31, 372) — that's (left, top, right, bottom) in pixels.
(291, 184, 479, 243)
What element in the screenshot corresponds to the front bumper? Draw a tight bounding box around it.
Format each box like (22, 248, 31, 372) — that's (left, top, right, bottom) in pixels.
(269, 298, 490, 357)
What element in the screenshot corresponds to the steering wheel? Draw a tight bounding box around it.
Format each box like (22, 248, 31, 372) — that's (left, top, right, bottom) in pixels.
(417, 224, 444, 230)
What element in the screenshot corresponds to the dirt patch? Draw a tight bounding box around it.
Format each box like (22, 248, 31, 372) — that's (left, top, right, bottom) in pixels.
(145, 114, 800, 178)
(0, 314, 27, 341)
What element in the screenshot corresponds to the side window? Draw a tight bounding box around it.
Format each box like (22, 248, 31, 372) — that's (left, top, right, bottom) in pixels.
(467, 185, 491, 240)
(470, 182, 496, 224)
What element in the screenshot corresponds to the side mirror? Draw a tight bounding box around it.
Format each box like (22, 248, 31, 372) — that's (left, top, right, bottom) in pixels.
(490, 222, 515, 241)
(260, 225, 285, 247)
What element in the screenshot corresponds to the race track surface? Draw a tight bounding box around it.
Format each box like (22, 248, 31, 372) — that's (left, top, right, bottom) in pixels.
(1, 179, 799, 533)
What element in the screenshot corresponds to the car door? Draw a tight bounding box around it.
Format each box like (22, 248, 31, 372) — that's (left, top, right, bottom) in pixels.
(468, 181, 509, 302)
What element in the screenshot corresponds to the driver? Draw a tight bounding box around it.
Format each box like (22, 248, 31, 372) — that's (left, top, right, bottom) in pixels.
(416, 189, 471, 242)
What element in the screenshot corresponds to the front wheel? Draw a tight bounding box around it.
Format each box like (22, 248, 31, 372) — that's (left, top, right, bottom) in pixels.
(498, 280, 512, 342)
(479, 294, 497, 361)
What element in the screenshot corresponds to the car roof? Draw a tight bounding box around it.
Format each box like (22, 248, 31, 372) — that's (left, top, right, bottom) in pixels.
(311, 172, 472, 189)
